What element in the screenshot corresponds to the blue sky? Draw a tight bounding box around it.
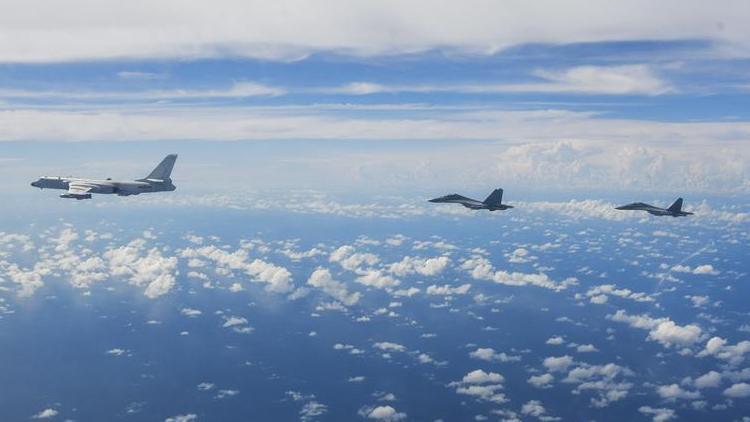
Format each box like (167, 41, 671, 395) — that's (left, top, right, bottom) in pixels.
(0, 1, 749, 194)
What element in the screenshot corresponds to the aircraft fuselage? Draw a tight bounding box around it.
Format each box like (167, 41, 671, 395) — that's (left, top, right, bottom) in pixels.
(31, 177, 175, 197)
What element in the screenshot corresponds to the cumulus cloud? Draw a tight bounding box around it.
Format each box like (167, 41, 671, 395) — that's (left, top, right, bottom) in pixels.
(656, 384, 701, 401)
(586, 284, 653, 304)
(449, 370, 507, 404)
(105, 239, 178, 299)
(222, 316, 253, 334)
(180, 245, 293, 293)
(638, 406, 676, 422)
(300, 401, 328, 421)
(359, 405, 406, 421)
(373, 342, 406, 353)
(543, 355, 574, 372)
(647, 321, 703, 348)
(356, 270, 400, 289)
(461, 256, 574, 291)
(693, 371, 722, 389)
(31, 408, 59, 419)
(607, 310, 703, 348)
(697, 337, 750, 365)
(528, 373, 555, 388)
(307, 268, 361, 306)
(562, 363, 633, 408)
(469, 347, 521, 362)
(426, 284, 471, 296)
(521, 400, 556, 419)
(671, 264, 719, 275)
(388, 256, 449, 277)
(165, 415, 198, 422)
(329, 245, 379, 272)
(723, 382, 750, 398)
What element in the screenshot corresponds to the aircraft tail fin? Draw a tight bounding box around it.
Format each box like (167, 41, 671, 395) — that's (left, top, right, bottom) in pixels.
(144, 154, 177, 181)
(483, 188, 504, 206)
(667, 197, 683, 212)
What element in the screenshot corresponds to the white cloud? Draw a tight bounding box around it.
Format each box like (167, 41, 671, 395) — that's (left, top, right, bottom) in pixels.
(543, 355, 574, 372)
(181, 308, 202, 317)
(563, 363, 633, 408)
(656, 384, 701, 401)
(469, 347, 521, 362)
(528, 373, 554, 389)
(521, 400, 553, 418)
(576, 344, 598, 353)
(31, 408, 58, 419)
(307, 268, 361, 306)
(426, 284, 471, 296)
(329, 246, 379, 272)
(2, 1, 749, 63)
(360, 405, 406, 421)
(459, 369, 504, 385)
(300, 401, 328, 421)
(647, 321, 703, 348)
(671, 264, 719, 275)
(165, 415, 198, 422)
(607, 310, 703, 348)
(356, 270, 400, 289)
(373, 342, 406, 353)
(335, 65, 671, 96)
(461, 256, 573, 291)
(450, 370, 507, 404)
(693, 371, 722, 389)
(222, 315, 253, 334)
(506, 247, 535, 264)
(105, 239, 178, 299)
(546, 336, 564, 345)
(638, 406, 676, 422)
(723, 382, 750, 398)
(388, 256, 449, 277)
(697, 336, 750, 365)
(3, 109, 750, 194)
(180, 245, 293, 293)
(586, 284, 653, 304)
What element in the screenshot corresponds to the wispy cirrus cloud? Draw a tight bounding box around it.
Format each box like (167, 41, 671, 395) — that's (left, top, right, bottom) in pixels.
(0, 81, 285, 101)
(326, 65, 672, 96)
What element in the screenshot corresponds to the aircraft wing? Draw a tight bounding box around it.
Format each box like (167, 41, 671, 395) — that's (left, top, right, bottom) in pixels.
(60, 182, 94, 199)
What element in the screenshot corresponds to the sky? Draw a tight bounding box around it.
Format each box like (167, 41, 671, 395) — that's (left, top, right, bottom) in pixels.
(2, 3, 750, 421)
(0, 0, 749, 195)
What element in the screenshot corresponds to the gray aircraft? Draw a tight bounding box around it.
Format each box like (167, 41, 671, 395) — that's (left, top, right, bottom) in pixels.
(31, 154, 178, 200)
(429, 188, 513, 211)
(615, 197, 693, 217)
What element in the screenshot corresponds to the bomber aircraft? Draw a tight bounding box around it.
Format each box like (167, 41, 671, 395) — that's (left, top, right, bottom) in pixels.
(31, 154, 178, 200)
(615, 197, 693, 217)
(429, 188, 513, 211)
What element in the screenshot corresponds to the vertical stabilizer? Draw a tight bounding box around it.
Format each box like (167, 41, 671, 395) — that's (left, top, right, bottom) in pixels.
(483, 188, 504, 206)
(144, 154, 177, 180)
(667, 198, 683, 212)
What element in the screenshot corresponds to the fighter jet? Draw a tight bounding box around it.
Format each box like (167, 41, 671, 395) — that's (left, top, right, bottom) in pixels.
(429, 188, 513, 211)
(615, 197, 693, 217)
(31, 154, 178, 200)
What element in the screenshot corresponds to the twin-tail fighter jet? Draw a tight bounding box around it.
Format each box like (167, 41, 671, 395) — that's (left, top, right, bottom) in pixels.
(428, 188, 513, 211)
(615, 197, 693, 217)
(31, 154, 178, 200)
